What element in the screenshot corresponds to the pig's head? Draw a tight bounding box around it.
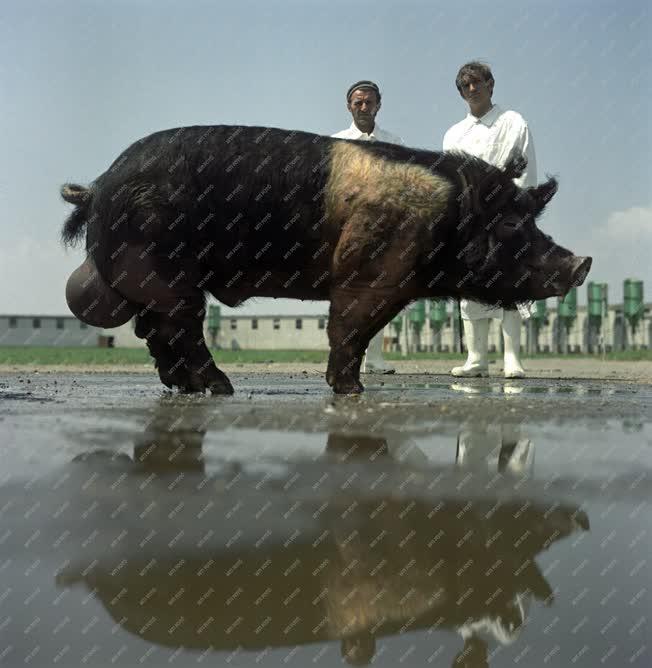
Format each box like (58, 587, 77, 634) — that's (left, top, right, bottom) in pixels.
(454, 155, 591, 306)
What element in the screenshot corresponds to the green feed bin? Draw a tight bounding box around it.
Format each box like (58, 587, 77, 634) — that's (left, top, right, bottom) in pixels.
(532, 300, 547, 321)
(391, 312, 403, 336)
(624, 279, 644, 330)
(429, 299, 448, 324)
(587, 282, 608, 318)
(557, 288, 577, 319)
(207, 304, 221, 330)
(409, 301, 426, 327)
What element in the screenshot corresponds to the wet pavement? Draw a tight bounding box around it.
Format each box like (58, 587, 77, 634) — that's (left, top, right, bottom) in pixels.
(0, 371, 650, 667)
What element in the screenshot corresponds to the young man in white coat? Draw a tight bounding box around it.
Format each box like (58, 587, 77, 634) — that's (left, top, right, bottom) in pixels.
(332, 80, 403, 374)
(443, 62, 537, 379)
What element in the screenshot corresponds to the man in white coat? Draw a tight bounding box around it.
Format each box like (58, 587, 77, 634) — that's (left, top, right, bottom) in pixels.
(443, 62, 537, 379)
(332, 80, 403, 374)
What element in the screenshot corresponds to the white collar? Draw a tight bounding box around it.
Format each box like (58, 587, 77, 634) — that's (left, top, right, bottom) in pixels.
(348, 120, 380, 139)
(466, 104, 503, 127)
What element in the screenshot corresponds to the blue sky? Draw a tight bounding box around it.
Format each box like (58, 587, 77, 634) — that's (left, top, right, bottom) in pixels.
(1, 0, 650, 315)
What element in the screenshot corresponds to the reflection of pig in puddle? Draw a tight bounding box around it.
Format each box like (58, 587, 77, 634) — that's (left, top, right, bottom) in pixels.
(61, 401, 587, 667)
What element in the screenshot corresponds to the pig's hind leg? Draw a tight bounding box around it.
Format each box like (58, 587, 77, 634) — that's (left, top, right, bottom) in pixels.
(135, 305, 233, 395)
(116, 250, 233, 394)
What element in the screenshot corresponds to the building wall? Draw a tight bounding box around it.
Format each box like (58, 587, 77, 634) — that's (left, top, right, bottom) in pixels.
(1, 304, 650, 352)
(104, 320, 143, 348)
(0, 315, 101, 347)
(212, 315, 329, 350)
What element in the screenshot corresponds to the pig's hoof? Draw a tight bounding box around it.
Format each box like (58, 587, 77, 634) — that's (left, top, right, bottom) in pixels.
(157, 365, 191, 391)
(333, 379, 364, 395)
(209, 379, 234, 395)
(178, 380, 206, 394)
(179, 385, 206, 395)
(175, 369, 206, 394)
(208, 369, 234, 395)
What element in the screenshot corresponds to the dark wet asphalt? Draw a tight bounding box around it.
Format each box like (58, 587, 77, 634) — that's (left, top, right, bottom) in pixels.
(0, 372, 650, 667)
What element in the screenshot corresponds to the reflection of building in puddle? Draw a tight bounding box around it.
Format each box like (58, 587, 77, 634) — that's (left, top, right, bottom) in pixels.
(61, 410, 584, 668)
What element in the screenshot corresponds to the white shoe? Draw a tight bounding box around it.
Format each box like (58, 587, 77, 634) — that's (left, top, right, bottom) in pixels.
(451, 318, 489, 377)
(451, 363, 489, 377)
(504, 365, 525, 379)
(362, 330, 395, 374)
(502, 311, 526, 379)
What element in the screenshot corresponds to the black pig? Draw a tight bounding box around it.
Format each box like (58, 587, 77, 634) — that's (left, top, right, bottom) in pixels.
(61, 126, 591, 394)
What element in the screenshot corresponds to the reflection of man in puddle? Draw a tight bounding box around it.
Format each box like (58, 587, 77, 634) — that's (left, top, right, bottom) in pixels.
(456, 420, 534, 475)
(453, 418, 534, 667)
(325, 431, 429, 468)
(449, 382, 525, 396)
(341, 632, 376, 666)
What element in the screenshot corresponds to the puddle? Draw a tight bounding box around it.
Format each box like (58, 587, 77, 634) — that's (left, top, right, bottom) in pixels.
(0, 373, 649, 667)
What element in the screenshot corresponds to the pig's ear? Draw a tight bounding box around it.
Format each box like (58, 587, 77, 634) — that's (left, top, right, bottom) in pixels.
(527, 177, 558, 214)
(502, 150, 528, 180)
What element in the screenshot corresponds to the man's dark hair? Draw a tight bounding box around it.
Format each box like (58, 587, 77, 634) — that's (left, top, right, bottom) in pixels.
(346, 80, 382, 103)
(455, 61, 494, 93)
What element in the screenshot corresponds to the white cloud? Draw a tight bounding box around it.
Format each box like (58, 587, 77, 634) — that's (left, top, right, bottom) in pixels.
(584, 204, 652, 302)
(602, 205, 652, 241)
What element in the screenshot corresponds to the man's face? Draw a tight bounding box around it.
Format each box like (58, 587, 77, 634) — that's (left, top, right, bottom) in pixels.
(459, 73, 493, 114)
(347, 88, 380, 133)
